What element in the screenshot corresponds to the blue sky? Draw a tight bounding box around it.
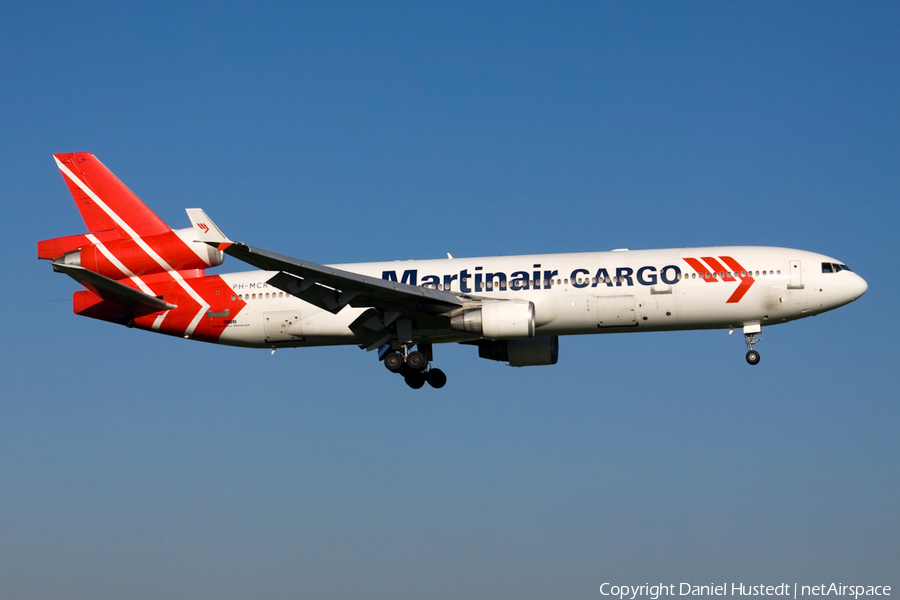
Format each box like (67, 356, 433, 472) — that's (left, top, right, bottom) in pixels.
(2, 2, 898, 598)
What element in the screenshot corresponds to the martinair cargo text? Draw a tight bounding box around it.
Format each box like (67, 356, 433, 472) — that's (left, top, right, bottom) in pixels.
(39, 153, 868, 389)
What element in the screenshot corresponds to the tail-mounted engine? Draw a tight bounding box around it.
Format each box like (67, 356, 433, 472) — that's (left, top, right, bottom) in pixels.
(40, 227, 224, 279)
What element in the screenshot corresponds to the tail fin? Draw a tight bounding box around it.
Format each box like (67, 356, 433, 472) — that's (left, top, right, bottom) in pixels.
(40, 153, 224, 278)
(53, 152, 170, 236)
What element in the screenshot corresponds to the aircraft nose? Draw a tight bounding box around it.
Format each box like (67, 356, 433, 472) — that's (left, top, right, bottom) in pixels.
(850, 273, 868, 300)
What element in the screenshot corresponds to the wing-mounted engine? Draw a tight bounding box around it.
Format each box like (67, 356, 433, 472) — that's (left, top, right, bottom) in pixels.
(450, 300, 535, 339)
(477, 336, 559, 366)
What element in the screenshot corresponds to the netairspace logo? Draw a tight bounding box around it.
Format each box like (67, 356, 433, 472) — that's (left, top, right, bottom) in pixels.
(599, 584, 892, 600)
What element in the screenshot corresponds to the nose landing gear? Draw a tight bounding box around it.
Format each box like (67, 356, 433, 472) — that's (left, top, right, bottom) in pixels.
(743, 324, 761, 365)
(382, 344, 447, 389)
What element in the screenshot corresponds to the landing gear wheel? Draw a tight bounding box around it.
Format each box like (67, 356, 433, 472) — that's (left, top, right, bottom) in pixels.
(383, 352, 404, 373)
(406, 351, 428, 371)
(405, 372, 427, 389)
(746, 350, 760, 365)
(426, 368, 447, 389)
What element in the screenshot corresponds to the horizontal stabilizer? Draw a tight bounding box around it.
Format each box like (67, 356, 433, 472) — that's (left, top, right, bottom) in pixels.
(52, 263, 177, 312)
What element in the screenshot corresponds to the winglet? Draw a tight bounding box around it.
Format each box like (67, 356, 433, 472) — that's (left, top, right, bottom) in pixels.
(186, 208, 232, 250)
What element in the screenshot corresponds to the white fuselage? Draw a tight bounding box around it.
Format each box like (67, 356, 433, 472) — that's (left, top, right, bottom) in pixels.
(209, 246, 867, 349)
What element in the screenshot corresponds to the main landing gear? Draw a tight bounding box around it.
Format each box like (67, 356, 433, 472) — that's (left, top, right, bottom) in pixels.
(743, 324, 761, 365)
(382, 345, 447, 389)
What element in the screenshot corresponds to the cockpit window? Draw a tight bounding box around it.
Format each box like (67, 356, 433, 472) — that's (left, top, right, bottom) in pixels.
(823, 263, 853, 273)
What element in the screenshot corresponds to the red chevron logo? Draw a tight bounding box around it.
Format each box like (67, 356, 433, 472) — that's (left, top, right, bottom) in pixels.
(198, 223, 210, 234)
(683, 256, 756, 303)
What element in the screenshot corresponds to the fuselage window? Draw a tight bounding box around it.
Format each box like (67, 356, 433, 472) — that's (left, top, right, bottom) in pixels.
(231, 294, 236, 301)
(777, 270, 781, 275)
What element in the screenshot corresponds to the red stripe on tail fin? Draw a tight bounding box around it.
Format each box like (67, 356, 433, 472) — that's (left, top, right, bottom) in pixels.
(53, 153, 170, 236)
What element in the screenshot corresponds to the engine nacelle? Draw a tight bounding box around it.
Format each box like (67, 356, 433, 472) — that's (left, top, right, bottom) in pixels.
(450, 300, 535, 339)
(478, 336, 559, 367)
(55, 228, 224, 280)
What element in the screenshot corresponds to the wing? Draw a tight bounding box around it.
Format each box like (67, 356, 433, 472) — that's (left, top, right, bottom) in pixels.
(191, 210, 468, 349)
(218, 242, 463, 316)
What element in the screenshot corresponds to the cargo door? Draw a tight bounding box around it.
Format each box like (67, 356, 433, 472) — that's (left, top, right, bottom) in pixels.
(264, 310, 301, 342)
(595, 295, 637, 327)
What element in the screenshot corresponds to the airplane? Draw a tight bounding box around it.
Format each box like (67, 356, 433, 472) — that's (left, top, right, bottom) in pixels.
(39, 152, 868, 389)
